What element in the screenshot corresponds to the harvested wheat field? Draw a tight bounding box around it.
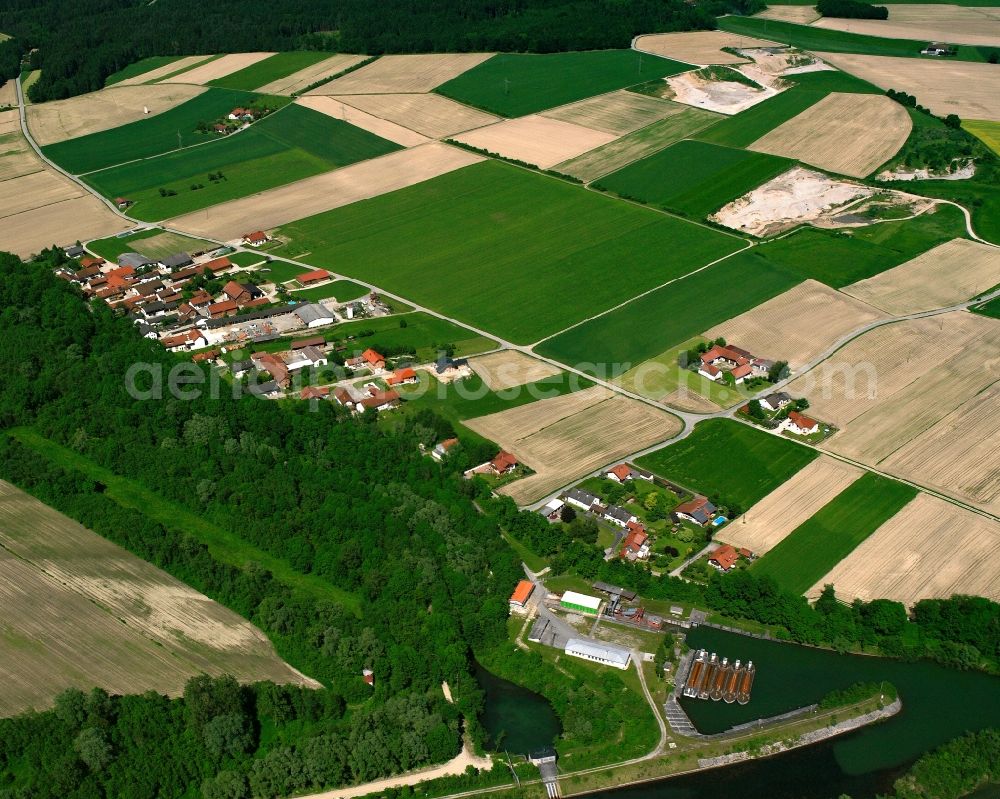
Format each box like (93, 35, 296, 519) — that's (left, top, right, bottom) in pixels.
(812, 4, 1000, 48)
(469, 350, 562, 391)
(541, 90, 683, 136)
(703, 279, 887, 371)
(789, 313, 1000, 466)
(0, 481, 314, 716)
(719, 456, 865, 555)
(162, 52, 275, 84)
(843, 239, 1000, 315)
(256, 53, 369, 94)
(464, 387, 681, 504)
(0, 107, 19, 135)
(329, 93, 499, 138)
(881, 384, 1000, 515)
(26, 84, 206, 145)
(313, 53, 493, 95)
(167, 142, 482, 241)
(817, 53, 1000, 121)
(634, 31, 779, 65)
(659, 388, 721, 413)
(294, 96, 430, 147)
(115, 55, 215, 86)
(452, 115, 615, 169)
(754, 5, 821, 24)
(0, 132, 42, 181)
(807, 493, 1000, 604)
(750, 93, 911, 178)
(0, 78, 15, 107)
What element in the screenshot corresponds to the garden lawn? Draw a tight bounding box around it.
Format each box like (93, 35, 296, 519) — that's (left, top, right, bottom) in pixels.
(207, 52, 335, 92)
(595, 140, 793, 220)
(254, 259, 311, 281)
(758, 203, 969, 286)
(636, 419, 818, 511)
(276, 160, 743, 344)
(42, 88, 291, 174)
(752, 473, 918, 594)
(83, 104, 401, 221)
(535, 248, 799, 374)
(436, 50, 690, 118)
(105, 56, 186, 86)
(86, 229, 216, 261)
(717, 16, 988, 62)
(289, 280, 367, 303)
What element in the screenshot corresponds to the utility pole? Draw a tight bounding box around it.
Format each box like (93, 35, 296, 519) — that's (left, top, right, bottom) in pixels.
(177, 130, 182, 150)
(504, 77, 510, 96)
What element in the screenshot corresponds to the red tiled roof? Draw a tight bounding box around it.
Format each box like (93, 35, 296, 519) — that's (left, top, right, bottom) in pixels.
(362, 348, 385, 366)
(161, 329, 204, 348)
(609, 464, 632, 481)
(731, 363, 752, 379)
(359, 389, 400, 409)
(626, 519, 645, 534)
(675, 496, 710, 515)
(510, 580, 534, 605)
(243, 230, 268, 243)
(700, 363, 720, 377)
(291, 335, 325, 350)
(710, 544, 739, 571)
(300, 385, 331, 400)
(492, 451, 518, 472)
(386, 367, 417, 385)
(203, 256, 234, 272)
(623, 529, 648, 553)
(192, 350, 219, 363)
(79, 256, 105, 269)
(439, 437, 459, 451)
(789, 411, 818, 430)
(299, 269, 330, 284)
(208, 299, 238, 316)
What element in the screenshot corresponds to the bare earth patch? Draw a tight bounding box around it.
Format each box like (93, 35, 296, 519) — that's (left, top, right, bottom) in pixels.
(451, 115, 615, 169)
(0, 108, 19, 135)
(659, 388, 721, 413)
(754, 5, 821, 24)
(718, 456, 865, 554)
(842, 238, 1000, 314)
(26, 84, 206, 145)
(541, 90, 684, 136)
(0, 480, 315, 717)
(0, 131, 43, 181)
(812, 4, 1000, 48)
(463, 387, 680, 505)
(0, 79, 16, 107)
(313, 54, 494, 94)
(161, 52, 276, 85)
(664, 69, 781, 115)
(749, 93, 911, 178)
(116, 55, 216, 86)
(633, 31, 780, 65)
(256, 53, 369, 94)
(817, 52, 1000, 122)
(166, 142, 483, 241)
(328, 93, 499, 138)
(807, 493, 1000, 604)
(469, 350, 563, 391)
(294, 96, 430, 147)
(703, 279, 887, 372)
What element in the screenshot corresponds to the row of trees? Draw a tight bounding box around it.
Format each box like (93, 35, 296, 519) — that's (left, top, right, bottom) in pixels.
(816, 0, 888, 20)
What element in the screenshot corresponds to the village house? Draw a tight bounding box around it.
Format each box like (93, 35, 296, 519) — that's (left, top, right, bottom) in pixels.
(565, 487, 600, 511)
(386, 367, 418, 386)
(222, 280, 264, 306)
(231, 359, 255, 379)
(207, 299, 239, 319)
(300, 385, 331, 400)
(115, 197, 133, 210)
(490, 451, 518, 476)
(298, 269, 330, 285)
(202, 256, 236, 276)
(709, 544, 740, 572)
(228, 107, 254, 121)
(358, 389, 401, 412)
(605, 463, 653, 483)
(191, 349, 219, 363)
(698, 343, 774, 385)
(435, 355, 470, 379)
(673, 495, 717, 526)
(783, 410, 819, 436)
(251, 352, 290, 387)
(432, 437, 459, 461)
(159, 252, 193, 270)
(761, 392, 792, 412)
(247, 380, 282, 398)
(332, 387, 356, 409)
(621, 526, 650, 561)
(242, 230, 270, 247)
(160, 328, 207, 351)
(603, 505, 638, 528)
(361, 348, 386, 371)
(64, 244, 85, 258)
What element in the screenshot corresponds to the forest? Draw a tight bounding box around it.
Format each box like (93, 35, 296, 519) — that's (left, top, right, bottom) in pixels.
(0, 0, 758, 102)
(884, 729, 999, 799)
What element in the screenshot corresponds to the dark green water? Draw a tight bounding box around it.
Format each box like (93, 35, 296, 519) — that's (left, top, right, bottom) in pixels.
(475, 662, 561, 755)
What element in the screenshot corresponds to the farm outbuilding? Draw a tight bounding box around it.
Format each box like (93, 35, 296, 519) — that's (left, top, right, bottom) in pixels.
(560, 591, 601, 614)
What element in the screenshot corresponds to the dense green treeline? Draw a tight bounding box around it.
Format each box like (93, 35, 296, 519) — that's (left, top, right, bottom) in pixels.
(0, 247, 521, 797)
(883, 729, 999, 799)
(0, 0, 746, 102)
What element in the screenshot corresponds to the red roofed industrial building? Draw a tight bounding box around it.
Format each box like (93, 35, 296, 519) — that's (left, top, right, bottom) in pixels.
(298, 269, 330, 285)
(509, 580, 535, 612)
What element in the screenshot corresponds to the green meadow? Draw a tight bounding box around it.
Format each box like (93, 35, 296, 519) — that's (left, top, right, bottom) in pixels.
(42, 88, 292, 174)
(636, 419, 818, 511)
(594, 140, 793, 220)
(753, 474, 918, 595)
(436, 49, 690, 117)
(207, 52, 334, 92)
(289, 280, 368, 303)
(104, 56, 186, 86)
(83, 104, 400, 221)
(276, 160, 742, 344)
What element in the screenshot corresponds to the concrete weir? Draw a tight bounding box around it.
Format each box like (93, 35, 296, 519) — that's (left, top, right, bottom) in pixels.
(530, 749, 561, 798)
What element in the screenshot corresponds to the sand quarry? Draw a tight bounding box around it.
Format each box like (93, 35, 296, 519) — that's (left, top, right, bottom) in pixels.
(0, 481, 314, 717)
(808, 493, 1000, 604)
(813, 4, 1000, 48)
(161, 52, 275, 84)
(452, 115, 616, 169)
(817, 52, 1000, 122)
(26, 83, 205, 145)
(469, 350, 562, 391)
(257, 53, 369, 94)
(295, 96, 430, 147)
(843, 238, 1000, 315)
(329, 93, 499, 139)
(749, 92, 912, 178)
(312, 53, 494, 95)
(633, 31, 780, 65)
(719, 456, 865, 555)
(703, 279, 888, 372)
(463, 386, 680, 505)
(662, 68, 782, 115)
(167, 142, 482, 241)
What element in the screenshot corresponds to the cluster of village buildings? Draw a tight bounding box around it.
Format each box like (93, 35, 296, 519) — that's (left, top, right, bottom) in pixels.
(696, 342, 775, 385)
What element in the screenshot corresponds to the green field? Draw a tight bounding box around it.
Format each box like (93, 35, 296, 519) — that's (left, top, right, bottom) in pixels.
(594, 140, 793, 220)
(535, 248, 799, 374)
(276, 160, 743, 344)
(718, 16, 989, 61)
(436, 50, 691, 117)
(83, 104, 401, 221)
(289, 279, 367, 303)
(105, 56, 186, 86)
(752, 474, 918, 595)
(42, 88, 292, 174)
(207, 52, 334, 92)
(253, 259, 311, 282)
(636, 419, 818, 510)
(963, 120, 1000, 156)
(759, 203, 969, 286)
(903, 179, 1000, 246)
(86, 229, 217, 260)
